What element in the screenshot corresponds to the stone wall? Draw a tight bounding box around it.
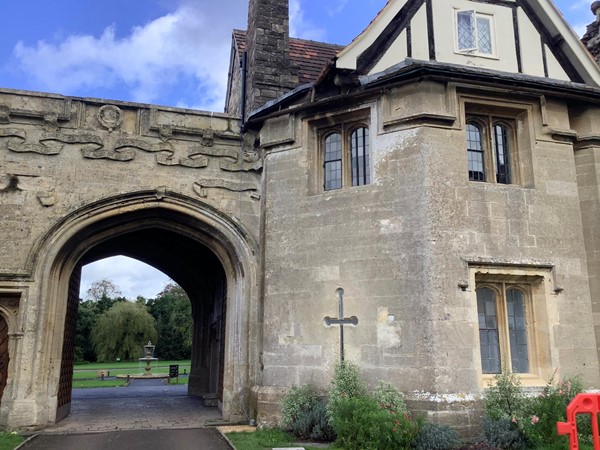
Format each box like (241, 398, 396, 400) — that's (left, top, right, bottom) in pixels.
(0, 88, 262, 428)
(245, 0, 298, 115)
(255, 80, 600, 431)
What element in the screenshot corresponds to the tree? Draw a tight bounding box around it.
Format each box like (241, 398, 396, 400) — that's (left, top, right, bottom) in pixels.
(74, 300, 98, 363)
(86, 279, 122, 302)
(92, 301, 157, 362)
(146, 282, 192, 360)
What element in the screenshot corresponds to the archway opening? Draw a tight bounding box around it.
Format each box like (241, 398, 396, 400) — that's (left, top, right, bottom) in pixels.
(57, 225, 228, 422)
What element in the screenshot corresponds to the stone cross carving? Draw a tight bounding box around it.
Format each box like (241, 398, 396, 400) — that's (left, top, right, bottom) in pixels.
(323, 288, 358, 362)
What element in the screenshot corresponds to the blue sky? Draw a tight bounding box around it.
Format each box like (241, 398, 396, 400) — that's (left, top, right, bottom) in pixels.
(0, 0, 592, 299)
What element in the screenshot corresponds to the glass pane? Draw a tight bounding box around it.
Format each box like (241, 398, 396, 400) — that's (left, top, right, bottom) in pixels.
(457, 11, 476, 50)
(507, 288, 529, 373)
(477, 288, 501, 373)
(324, 161, 342, 190)
(467, 123, 485, 181)
(351, 128, 370, 186)
(324, 133, 342, 190)
(494, 124, 511, 184)
(477, 16, 493, 54)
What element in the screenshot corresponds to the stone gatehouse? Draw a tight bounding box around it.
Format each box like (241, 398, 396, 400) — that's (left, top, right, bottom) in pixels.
(3, 0, 600, 433)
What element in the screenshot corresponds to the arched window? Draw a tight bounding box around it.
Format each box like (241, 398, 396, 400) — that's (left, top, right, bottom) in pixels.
(493, 123, 511, 184)
(322, 123, 371, 191)
(324, 132, 342, 190)
(466, 117, 516, 185)
(467, 122, 485, 182)
(476, 285, 530, 374)
(350, 127, 370, 187)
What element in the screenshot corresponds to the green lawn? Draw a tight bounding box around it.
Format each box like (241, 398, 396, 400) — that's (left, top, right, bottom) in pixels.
(72, 379, 128, 388)
(73, 360, 191, 371)
(225, 429, 340, 450)
(0, 432, 24, 450)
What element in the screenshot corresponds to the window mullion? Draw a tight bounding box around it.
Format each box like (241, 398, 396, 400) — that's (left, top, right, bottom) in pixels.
(498, 283, 512, 372)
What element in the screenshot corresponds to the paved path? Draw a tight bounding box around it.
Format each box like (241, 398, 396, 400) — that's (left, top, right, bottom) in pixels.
(41, 379, 223, 434)
(19, 428, 232, 450)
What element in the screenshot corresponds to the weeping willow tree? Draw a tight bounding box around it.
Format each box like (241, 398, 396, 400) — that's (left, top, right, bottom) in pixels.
(92, 301, 158, 362)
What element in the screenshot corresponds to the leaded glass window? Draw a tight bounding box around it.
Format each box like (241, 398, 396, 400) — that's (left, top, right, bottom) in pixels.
(477, 288, 501, 374)
(324, 133, 342, 190)
(456, 10, 494, 55)
(467, 123, 485, 182)
(466, 116, 516, 185)
(476, 284, 530, 375)
(507, 288, 529, 373)
(494, 124, 511, 184)
(351, 127, 370, 187)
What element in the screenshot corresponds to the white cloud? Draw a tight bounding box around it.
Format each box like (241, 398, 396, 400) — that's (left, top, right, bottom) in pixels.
(12, 0, 247, 111)
(326, 0, 349, 17)
(80, 256, 171, 301)
(570, 0, 590, 11)
(290, 0, 327, 41)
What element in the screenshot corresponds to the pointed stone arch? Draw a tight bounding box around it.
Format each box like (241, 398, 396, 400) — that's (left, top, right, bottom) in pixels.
(4, 190, 260, 427)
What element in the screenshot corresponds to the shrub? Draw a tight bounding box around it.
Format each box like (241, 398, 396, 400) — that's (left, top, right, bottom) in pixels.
(520, 374, 583, 448)
(280, 382, 334, 441)
(326, 361, 368, 423)
(484, 370, 527, 421)
(374, 381, 408, 414)
(483, 369, 584, 449)
(333, 396, 422, 450)
(415, 422, 461, 450)
(482, 416, 529, 450)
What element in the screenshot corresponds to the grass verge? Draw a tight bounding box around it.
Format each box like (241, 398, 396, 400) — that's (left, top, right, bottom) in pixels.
(225, 428, 341, 450)
(72, 379, 128, 388)
(0, 432, 23, 450)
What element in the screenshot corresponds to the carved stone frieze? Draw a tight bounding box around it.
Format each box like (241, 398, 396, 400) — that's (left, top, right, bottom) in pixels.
(97, 105, 123, 132)
(0, 126, 260, 174)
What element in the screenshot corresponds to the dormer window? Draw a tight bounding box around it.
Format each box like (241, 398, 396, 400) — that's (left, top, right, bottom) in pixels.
(456, 10, 494, 55)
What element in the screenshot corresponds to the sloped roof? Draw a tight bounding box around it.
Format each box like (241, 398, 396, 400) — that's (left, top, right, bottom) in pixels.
(233, 29, 343, 85)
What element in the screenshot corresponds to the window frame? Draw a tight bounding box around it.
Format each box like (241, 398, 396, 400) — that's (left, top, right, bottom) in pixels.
(476, 283, 532, 375)
(466, 115, 518, 185)
(319, 121, 371, 192)
(455, 9, 496, 57)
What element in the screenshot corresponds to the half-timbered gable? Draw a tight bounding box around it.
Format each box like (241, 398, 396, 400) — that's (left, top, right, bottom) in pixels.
(336, 0, 600, 86)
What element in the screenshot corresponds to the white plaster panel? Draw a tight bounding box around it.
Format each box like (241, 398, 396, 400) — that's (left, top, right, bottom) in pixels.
(518, 8, 545, 78)
(370, 29, 408, 75)
(546, 45, 570, 81)
(433, 0, 518, 73)
(336, 0, 407, 70)
(412, 5, 429, 62)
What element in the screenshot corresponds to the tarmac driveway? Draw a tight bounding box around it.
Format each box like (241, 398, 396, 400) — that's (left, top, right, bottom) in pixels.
(19, 428, 233, 450)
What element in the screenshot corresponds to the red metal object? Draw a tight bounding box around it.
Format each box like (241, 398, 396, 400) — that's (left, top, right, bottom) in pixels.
(557, 393, 600, 450)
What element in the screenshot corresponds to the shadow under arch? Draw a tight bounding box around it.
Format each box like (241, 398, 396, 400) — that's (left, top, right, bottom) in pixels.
(30, 191, 260, 426)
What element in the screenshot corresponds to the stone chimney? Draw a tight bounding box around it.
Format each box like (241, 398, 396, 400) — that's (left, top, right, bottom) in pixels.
(582, 2, 600, 64)
(245, 0, 299, 116)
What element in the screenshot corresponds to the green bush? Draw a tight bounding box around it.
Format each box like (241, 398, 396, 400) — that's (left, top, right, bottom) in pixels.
(333, 396, 422, 450)
(483, 370, 584, 449)
(280, 382, 334, 441)
(482, 416, 529, 450)
(326, 361, 368, 423)
(520, 374, 583, 448)
(415, 422, 461, 450)
(374, 381, 408, 414)
(484, 370, 528, 421)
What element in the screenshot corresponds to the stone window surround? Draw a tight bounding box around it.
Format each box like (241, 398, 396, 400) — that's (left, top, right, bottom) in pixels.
(470, 265, 556, 388)
(307, 107, 372, 194)
(461, 96, 536, 189)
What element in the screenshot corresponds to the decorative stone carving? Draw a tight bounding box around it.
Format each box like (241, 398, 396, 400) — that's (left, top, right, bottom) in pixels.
(193, 179, 258, 194)
(0, 106, 10, 125)
(97, 105, 123, 132)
